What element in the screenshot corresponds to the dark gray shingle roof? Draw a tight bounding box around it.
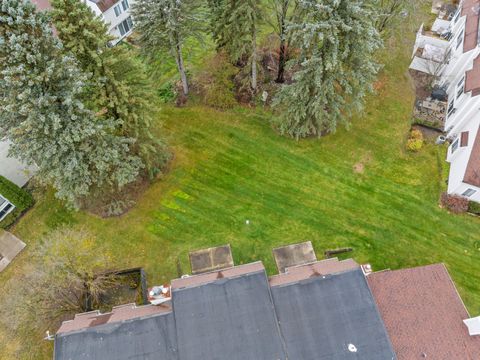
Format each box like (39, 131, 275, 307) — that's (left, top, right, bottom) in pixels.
(271, 269, 396, 360)
(54, 312, 178, 360)
(172, 270, 288, 360)
(54, 267, 396, 360)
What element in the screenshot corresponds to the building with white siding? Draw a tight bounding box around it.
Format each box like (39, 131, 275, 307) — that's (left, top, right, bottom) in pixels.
(410, 0, 480, 203)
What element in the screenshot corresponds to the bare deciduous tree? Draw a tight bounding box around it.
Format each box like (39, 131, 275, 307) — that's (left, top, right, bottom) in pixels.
(0, 228, 118, 331)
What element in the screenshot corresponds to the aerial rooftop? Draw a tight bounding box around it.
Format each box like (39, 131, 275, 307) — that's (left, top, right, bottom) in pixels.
(54, 256, 480, 360)
(368, 263, 480, 359)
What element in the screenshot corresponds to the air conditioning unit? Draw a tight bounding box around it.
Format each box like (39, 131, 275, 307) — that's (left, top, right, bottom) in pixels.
(436, 135, 447, 145)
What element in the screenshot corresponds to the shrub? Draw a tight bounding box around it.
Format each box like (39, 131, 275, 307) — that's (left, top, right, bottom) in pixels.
(158, 82, 176, 103)
(406, 138, 423, 152)
(440, 192, 469, 214)
(410, 129, 423, 140)
(406, 129, 424, 152)
(468, 201, 480, 215)
(197, 52, 238, 109)
(0, 176, 34, 229)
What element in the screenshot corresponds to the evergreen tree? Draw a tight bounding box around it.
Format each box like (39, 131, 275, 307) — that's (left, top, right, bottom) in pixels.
(265, 0, 301, 83)
(272, 0, 382, 139)
(131, 0, 203, 96)
(0, 0, 142, 205)
(51, 0, 170, 177)
(211, 0, 260, 91)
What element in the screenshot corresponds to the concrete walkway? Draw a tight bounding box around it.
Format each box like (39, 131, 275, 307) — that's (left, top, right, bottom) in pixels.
(0, 230, 26, 272)
(0, 139, 36, 187)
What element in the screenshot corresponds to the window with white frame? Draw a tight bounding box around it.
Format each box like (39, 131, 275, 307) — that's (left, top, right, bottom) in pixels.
(451, 138, 459, 153)
(456, 30, 464, 49)
(452, 9, 461, 24)
(114, 4, 122, 17)
(118, 16, 133, 36)
(121, 0, 129, 11)
(462, 188, 477, 197)
(456, 76, 465, 99)
(447, 98, 455, 117)
(0, 195, 14, 222)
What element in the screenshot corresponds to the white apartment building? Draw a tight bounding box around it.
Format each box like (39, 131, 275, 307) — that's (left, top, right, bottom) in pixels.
(31, 0, 135, 45)
(85, 0, 135, 45)
(410, 0, 480, 203)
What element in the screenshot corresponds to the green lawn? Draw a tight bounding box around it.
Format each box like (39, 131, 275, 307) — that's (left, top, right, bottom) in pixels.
(2, 7, 480, 360)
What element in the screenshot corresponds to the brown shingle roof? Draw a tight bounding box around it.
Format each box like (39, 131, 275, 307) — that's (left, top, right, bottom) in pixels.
(368, 264, 480, 360)
(94, 0, 119, 13)
(171, 261, 265, 289)
(31, 0, 51, 11)
(269, 258, 359, 286)
(464, 126, 480, 187)
(57, 303, 171, 334)
(461, 0, 480, 53)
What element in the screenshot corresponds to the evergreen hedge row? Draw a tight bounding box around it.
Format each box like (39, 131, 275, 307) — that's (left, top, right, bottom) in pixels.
(0, 176, 34, 229)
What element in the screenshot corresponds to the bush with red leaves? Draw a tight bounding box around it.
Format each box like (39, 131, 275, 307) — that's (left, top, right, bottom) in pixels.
(440, 193, 469, 214)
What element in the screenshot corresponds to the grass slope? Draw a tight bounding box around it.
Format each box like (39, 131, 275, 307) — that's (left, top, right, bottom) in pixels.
(2, 11, 480, 360)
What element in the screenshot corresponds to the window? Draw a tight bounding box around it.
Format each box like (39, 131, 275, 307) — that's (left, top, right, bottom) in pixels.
(121, 0, 129, 11)
(451, 138, 459, 153)
(114, 4, 122, 17)
(0, 195, 14, 222)
(461, 131, 469, 147)
(456, 30, 464, 49)
(447, 98, 455, 117)
(457, 76, 465, 99)
(452, 9, 461, 24)
(462, 188, 477, 197)
(118, 16, 133, 36)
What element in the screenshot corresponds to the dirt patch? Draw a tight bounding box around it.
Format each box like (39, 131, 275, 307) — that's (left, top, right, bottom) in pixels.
(412, 124, 443, 142)
(353, 162, 365, 174)
(409, 69, 434, 100)
(353, 152, 373, 174)
(79, 176, 151, 218)
(373, 76, 387, 92)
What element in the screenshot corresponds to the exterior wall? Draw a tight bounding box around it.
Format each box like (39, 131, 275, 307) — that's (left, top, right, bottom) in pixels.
(85, 0, 135, 45)
(447, 118, 480, 202)
(410, 1, 480, 203)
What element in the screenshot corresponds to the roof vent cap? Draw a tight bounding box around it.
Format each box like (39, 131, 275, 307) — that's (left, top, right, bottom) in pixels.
(348, 344, 357, 353)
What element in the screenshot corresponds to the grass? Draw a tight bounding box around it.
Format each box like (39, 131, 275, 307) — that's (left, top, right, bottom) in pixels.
(3, 4, 480, 359)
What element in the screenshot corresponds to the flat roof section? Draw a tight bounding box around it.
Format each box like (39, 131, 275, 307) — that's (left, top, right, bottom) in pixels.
(54, 312, 178, 360)
(188, 244, 234, 274)
(271, 269, 396, 360)
(172, 270, 288, 360)
(368, 264, 480, 359)
(272, 241, 317, 273)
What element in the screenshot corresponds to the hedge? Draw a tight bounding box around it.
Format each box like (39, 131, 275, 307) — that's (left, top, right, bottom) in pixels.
(0, 176, 34, 229)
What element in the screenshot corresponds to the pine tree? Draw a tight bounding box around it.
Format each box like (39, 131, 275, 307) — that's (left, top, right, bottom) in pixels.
(265, 0, 301, 83)
(131, 0, 204, 96)
(210, 0, 260, 91)
(0, 0, 142, 205)
(272, 0, 382, 139)
(51, 0, 170, 177)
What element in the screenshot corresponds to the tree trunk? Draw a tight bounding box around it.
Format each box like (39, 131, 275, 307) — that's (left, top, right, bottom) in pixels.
(251, 29, 257, 92)
(174, 43, 189, 96)
(276, 38, 287, 83)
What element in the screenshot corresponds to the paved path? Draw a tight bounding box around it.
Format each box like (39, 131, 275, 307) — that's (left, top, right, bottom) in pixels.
(0, 230, 26, 272)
